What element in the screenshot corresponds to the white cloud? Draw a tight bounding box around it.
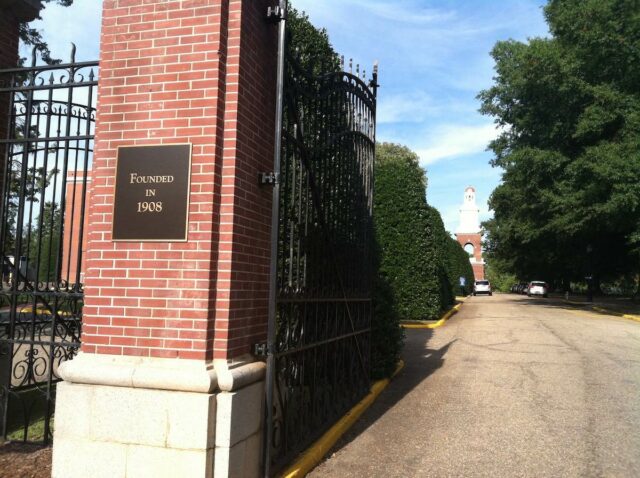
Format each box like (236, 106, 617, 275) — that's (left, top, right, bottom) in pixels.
(377, 91, 438, 124)
(416, 123, 499, 165)
(293, 0, 454, 25)
(347, 1, 456, 25)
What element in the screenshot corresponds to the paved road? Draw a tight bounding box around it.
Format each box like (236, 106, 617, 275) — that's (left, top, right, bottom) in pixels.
(309, 294, 640, 477)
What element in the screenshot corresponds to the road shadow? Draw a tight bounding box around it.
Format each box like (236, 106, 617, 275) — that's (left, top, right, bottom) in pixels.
(326, 326, 455, 453)
(498, 294, 640, 319)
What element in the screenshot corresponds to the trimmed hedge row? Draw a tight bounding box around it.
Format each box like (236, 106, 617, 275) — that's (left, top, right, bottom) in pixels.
(446, 235, 475, 297)
(374, 144, 441, 321)
(371, 143, 475, 377)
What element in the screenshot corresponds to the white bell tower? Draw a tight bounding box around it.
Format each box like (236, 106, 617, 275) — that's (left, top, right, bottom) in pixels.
(456, 186, 480, 234)
(455, 186, 485, 280)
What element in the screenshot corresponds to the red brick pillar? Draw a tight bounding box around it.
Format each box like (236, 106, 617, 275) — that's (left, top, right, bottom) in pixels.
(53, 1, 276, 477)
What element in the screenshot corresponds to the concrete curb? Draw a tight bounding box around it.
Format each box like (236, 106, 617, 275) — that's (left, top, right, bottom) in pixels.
(278, 360, 406, 478)
(563, 300, 640, 324)
(400, 296, 467, 329)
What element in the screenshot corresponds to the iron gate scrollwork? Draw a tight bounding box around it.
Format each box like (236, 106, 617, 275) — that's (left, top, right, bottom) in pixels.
(0, 46, 97, 443)
(263, 7, 378, 473)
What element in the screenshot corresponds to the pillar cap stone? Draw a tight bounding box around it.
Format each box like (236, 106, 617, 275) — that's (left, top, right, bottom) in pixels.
(58, 353, 267, 393)
(0, 0, 42, 22)
(214, 356, 266, 392)
(59, 352, 219, 393)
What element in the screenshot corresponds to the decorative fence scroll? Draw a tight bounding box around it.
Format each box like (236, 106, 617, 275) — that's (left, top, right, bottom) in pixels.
(0, 46, 97, 443)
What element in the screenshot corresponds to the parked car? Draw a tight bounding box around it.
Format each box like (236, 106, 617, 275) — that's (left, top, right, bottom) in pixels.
(514, 282, 527, 294)
(473, 280, 492, 296)
(527, 281, 548, 297)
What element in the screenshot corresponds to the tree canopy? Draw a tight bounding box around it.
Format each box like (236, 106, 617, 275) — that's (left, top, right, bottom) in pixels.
(18, 0, 74, 64)
(287, 7, 340, 73)
(479, 0, 640, 292)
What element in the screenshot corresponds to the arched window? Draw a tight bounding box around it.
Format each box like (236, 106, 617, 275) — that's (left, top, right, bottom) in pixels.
(464, 243, 474, 257)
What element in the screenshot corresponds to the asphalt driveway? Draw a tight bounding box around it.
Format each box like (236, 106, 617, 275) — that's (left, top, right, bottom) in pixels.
(309, 294, 640, 477)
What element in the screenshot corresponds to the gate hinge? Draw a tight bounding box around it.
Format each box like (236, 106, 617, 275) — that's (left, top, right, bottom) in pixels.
(266, 5, 286, 23)
(253, 342, 270, 358)
(259, 172, 279, 186)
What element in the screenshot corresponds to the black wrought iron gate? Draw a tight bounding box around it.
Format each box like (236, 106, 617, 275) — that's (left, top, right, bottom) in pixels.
(262, 5, 378, 474)
(0, 46, 97, 443)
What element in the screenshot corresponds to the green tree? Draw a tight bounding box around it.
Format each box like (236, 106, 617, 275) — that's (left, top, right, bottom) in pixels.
(24, 201, 61, 283)
(287, 7, 340, 73)
(485, 258, 517, 293)
(478, 0, 640, 293)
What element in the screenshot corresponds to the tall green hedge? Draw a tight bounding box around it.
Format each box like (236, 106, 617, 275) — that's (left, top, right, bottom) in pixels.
(446, 237, 475, 296)
(371, 243, 404, 380)
(426, 205, 456, 307)
(371, 142, 477, 377)
(374, 143, 442, 321)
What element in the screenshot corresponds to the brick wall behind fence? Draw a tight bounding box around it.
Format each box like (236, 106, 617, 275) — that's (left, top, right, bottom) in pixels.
(82, 0, 275, 360)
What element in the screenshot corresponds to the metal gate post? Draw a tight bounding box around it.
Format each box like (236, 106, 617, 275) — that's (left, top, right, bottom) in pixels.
(263, 1, 288, 476)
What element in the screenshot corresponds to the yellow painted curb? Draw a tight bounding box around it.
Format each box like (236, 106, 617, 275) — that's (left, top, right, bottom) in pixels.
(591, 305, 640, 323)
(564, 300, 640, 323)
(400, 300, 465, 329)
(279, 360, 405, 478)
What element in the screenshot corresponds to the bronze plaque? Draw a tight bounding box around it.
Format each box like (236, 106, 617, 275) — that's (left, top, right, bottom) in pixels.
(112, 144, 191, 241)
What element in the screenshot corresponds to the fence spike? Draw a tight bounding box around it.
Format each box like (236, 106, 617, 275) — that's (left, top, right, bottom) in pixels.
(70, 43, 77, 63)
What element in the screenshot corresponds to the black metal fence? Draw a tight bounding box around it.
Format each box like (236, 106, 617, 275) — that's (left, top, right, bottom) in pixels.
(0, 46, 96, 443)
(263, 18, 378, 473)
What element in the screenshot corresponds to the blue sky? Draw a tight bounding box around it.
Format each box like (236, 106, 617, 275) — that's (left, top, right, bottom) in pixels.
(29, 0, 549, 233)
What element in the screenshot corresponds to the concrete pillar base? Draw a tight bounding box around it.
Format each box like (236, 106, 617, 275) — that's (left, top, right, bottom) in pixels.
(52, 354, 265, 478)
(52, 382, 217, 478)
